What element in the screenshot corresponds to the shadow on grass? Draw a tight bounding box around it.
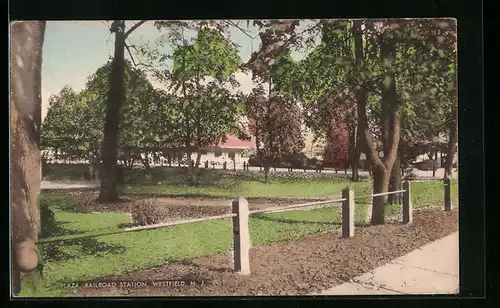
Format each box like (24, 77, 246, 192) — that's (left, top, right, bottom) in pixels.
(41, 238, 127, 262)
(251, 214, 341, 226)
(117, 222, 135, 228)
(40, 203, 83, 238)
(40, 203, 127, 263)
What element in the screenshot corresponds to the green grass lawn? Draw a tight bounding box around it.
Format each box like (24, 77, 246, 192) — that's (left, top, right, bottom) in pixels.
(123, 180, 373, 198)
(22, 177, 458, 297)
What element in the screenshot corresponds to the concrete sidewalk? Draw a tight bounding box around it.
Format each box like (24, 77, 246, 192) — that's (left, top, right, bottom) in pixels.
(313, 232, 459, 295)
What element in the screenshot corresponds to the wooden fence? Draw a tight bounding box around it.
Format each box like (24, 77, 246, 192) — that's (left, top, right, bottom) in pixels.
(37, 178, 454, 275)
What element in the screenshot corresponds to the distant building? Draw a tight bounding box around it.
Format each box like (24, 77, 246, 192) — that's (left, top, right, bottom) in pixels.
(198, 135, 254, 166)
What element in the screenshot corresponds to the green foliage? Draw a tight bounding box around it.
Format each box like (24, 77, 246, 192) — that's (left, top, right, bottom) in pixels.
(164, 83, 246, 150)
(171, 27, 242, 84)
(269, 19, 457, 149)
(41, 87, 101, 163)
(244, 86, 305, 167)
(149, 25, 247, 171)
(41, 61, 170, 165)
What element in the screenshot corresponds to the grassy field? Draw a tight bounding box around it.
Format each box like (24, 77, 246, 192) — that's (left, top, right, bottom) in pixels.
(22, 171, 458, 297)
(115, 168, 371, 198)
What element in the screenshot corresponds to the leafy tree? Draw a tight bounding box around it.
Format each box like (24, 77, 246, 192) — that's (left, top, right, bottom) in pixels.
(249, 19, 457, 224)
(245, 85, 305, 182)
(85, 60, 165, 168)
(324, 120, 350, 170)
(42, 61, 165, 176)
(41, 87, 103, 170)
(151, 25, 247, 183)
(269, 21, 365, 181)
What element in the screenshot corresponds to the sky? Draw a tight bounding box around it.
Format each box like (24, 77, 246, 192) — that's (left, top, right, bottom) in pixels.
(41, 20, 320, 120)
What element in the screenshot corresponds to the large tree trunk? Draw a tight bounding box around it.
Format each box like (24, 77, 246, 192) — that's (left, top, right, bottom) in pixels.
(98, 20, 126, 203)
(432, 149, 437, 177)
(399, 142, 406, 177)
(141, 153, 151, 170)
(388, 156, 402, 204)
(351, 21, 365, 183)
(263, 164, 271, 183)
(188, 150, 202, 184)
(349, 122, 361, 182)
(355, 25, 401, 225)
(10, 21, 46, 296)
(372, 168, 391, 221)
(186, 150, 197, 184)
(90, 159, 100, 182)
(444, 107, 458, 178)
(374, 35, 401, 223)
(195, 151, 202, 168)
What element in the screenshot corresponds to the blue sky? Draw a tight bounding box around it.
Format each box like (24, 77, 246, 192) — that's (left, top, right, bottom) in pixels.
(41, 20, 319, 119)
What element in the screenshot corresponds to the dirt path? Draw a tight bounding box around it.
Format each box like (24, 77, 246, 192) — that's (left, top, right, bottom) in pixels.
(73, 192, 340, 222)
(75, 208, 458, 297)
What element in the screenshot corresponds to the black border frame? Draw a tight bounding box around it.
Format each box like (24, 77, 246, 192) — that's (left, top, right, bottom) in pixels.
(7, 0, 486, 306)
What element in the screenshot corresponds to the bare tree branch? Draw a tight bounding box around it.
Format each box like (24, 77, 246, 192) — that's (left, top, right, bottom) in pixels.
(223, 20, 258, 39)
(124, 20, 148, 38)
(124, 41, 154, 70)
(124, 42, 139, 66)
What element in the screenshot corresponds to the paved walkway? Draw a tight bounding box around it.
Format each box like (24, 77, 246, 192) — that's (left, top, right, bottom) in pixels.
(313, 232, 459, 295)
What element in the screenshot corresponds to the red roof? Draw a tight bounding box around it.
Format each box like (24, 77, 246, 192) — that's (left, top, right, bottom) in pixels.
(214, 135, 254, 149)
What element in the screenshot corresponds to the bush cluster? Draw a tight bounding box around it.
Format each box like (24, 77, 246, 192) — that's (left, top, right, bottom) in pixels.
(247, 153, 323, 169)
(214, 169, 369, 183)
(131, 198, 167, 226)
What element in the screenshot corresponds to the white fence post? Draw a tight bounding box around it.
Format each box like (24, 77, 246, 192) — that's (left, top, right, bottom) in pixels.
(402, 180, 413, 224)
(232, 197, 251, 275)
(342, 188, 355, 238)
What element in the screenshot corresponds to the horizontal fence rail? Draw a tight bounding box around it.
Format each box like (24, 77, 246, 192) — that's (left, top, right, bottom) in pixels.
(249, 198, 346, 215)
(36, 178, 454, 276)
(355, 189, 406, 200)
(37, 213, 237, 245)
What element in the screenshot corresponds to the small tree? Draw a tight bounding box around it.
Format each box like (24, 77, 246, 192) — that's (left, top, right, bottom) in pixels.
(41, 87, 103, 169)
(245, 85, 305, 182)
(152, 26, 246, 184)
(323, 120, 350, 170)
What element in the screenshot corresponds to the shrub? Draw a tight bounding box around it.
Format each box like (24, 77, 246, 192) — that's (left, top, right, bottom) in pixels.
(219, 169, 370, 183)
(323, 122, 350, 169)
(131, 198, 167, 226)
(74, 191, 98, 213)
(278, 153, 309, 168)
(247, 154, 261, 166)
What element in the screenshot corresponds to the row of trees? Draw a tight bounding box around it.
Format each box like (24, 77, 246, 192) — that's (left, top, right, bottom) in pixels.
(246, 19, 457, 224)
(42, 27, 249, 186)
(42, 19, 457, 226)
